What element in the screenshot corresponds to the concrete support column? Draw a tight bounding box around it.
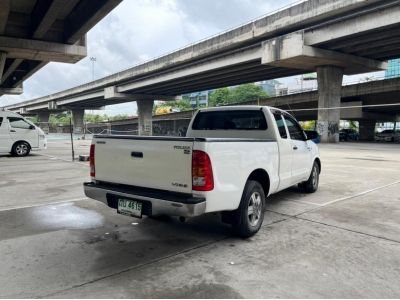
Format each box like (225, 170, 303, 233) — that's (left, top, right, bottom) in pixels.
(71, 109, 85, 134)
(137, 100, 154, 136)
(37, 111, 50, 134)
(359, 119, 376, 141)
(316, 66, 344, 143)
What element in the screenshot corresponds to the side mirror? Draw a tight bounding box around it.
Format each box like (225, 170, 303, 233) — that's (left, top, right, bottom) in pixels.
(304, 130, 319, 141)
(29, 125, 35, 130)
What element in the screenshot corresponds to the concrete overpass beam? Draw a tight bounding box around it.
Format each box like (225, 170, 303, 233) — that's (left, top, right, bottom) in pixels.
(359, 119, 376, 141)
(0, 0, 9, 35)
(105, 86, 178, 101)
(316, 66, 343, 143)
(262, 31, 387, 74)
(71, 109, 85, 134)
(137, 100, 154, 136)
(37, 111, 50, 134)
(0, 36, 87, 63)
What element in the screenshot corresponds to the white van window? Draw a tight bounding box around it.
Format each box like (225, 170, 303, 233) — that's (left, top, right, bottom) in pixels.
(0, 117, 3, 126)
(8, 117, 32, 129)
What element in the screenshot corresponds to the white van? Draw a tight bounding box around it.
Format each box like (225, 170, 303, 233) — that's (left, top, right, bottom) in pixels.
(0, 109, 47, 156)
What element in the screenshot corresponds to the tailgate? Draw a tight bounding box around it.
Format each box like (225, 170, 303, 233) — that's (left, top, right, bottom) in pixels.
(94, 137, 194, 194)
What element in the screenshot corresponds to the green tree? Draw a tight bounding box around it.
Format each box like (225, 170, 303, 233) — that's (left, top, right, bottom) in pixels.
(49, 112, 72, 125)
(300, 120, 316, 130)
(208, 84, 269, 107)
(84, 113, 107, 123)
(109, 114, 130, 121)
(208, 87, 231, 107)
(230, 84, 268, 103)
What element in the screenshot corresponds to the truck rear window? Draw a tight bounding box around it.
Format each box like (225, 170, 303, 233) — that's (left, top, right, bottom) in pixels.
(192, 110, 268, 130)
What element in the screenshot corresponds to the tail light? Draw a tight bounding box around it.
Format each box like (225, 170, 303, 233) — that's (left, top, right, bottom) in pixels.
(192, 150, 214, 191)
(89, 144, 95, 177)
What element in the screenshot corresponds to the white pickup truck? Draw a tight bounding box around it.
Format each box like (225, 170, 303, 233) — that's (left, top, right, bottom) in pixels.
(84, 106, 321, 237)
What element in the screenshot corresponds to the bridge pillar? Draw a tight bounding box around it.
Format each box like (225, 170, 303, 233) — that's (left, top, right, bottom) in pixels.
(137, 100, 154, 136)
(71, 109, 85, 134)
(37, 111, 50, 134)
(316, 66, 343, 143)
(359, 119, 376, 141)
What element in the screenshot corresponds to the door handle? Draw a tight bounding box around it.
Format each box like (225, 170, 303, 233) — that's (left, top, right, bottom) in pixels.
(131, 151, 143, 158)
(293, 146, 298, 150)
(10, 130, 16, 132)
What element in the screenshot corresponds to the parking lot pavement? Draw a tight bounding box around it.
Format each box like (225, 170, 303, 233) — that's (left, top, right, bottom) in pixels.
(0, 140, 399, 298)
(0, 139, 90, 210)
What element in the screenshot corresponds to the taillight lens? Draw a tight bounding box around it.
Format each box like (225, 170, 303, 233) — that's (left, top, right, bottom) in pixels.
(89, 144, 95, 177)
(192, 150, 214, 191)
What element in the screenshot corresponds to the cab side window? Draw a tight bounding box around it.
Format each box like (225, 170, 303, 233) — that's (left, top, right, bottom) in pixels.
(273, 112, 288, 139)
(284, 115, 306, 141)
(8, 117, 32, 129)
(0, 117, 3, 127)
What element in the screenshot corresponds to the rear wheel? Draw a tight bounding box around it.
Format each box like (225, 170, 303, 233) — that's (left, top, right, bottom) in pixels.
(299, 161, 319, 193)
(12, 142, 30, 157)
(232, 180, 265, 238)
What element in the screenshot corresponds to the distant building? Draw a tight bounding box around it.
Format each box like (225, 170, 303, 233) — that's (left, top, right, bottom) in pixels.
(255, 80, 280, 97)
(385, 59, 400, 78)
(189, 91, 211, 107)
(185, 79, 281, 107)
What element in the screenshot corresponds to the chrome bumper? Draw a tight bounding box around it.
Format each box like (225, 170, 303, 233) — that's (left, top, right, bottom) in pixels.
(83, 182, 206, 217)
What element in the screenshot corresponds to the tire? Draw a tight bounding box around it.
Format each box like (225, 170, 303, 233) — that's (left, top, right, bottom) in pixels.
(232, 180, 265, 238)
(12, 141, 30, 157)
(299, 161, 319, 193)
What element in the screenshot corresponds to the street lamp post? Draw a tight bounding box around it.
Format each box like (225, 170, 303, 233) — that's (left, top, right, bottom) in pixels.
(90, 56, 96, 81)
(89, 57, 97, 116)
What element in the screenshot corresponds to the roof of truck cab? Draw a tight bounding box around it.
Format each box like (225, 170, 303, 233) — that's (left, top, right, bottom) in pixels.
(198, 105, 270, 112)
(196, 105, 296, 120)
(0, 110, 22, 117)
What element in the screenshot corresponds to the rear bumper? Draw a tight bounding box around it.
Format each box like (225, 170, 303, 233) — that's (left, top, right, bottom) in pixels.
(83, 182, 206, 217)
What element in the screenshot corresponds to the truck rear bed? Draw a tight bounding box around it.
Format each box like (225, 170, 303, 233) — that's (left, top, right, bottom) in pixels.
(93, 135, 196, 194)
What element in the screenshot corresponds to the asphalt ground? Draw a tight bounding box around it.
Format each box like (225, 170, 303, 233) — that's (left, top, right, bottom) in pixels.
(0, 138, 399, 298)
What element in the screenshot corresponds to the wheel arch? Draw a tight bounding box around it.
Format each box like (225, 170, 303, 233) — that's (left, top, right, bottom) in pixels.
(247, 169, 270, 197)
(314, 157, 321, 174)
(12, 140, 31, 151)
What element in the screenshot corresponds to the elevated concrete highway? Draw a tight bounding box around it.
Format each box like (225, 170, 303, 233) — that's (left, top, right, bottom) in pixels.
(83, 77, 400, 141)
(3, 0, 400, 141)
(0, 0, 121, 96)
(248, 77, 400, 141)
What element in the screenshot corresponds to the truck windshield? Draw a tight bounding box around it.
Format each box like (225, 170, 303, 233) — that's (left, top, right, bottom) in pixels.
(192, 110, 268, 130)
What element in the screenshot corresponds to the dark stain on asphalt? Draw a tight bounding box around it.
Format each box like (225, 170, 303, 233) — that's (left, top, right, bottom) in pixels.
(145, 282, 242, 299)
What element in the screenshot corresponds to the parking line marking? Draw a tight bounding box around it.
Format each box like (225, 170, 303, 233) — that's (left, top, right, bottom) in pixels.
(0, 197, 88, 212)
(293, 180, 400, 217)
(320, 180, 400, 207)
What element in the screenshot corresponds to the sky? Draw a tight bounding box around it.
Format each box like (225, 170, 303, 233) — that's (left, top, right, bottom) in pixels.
(1, 0, 384, 115)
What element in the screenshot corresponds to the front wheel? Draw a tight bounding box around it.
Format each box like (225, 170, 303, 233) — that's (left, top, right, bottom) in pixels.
(232, 180, 265, 238)
(12, 142, 31, 157)
(299, 161, 319, 193)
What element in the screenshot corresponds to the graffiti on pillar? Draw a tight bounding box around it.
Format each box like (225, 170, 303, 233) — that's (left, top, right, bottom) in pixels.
(317, 121, 339, 142)
(316, 121, 327, 136)
(328, 122, 339, 135)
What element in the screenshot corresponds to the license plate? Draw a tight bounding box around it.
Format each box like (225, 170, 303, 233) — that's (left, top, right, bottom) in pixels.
(117, 198, 142, 218)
